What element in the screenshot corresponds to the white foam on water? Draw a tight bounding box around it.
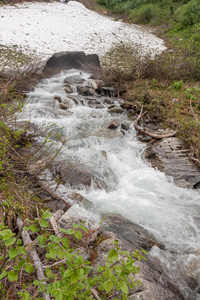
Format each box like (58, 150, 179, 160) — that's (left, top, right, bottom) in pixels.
(17, 69, 200, 299)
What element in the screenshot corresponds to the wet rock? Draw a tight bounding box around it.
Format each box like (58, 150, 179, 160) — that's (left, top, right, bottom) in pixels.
(60, 167, 91, 187)
(65, 84, 72, 93)
(53, 209, 64, 221)
(103, 97, 115, 105)
(60, 103, 68, 110)
(77, 85, 95, 96)
(107, 120, 119, 129)
(38, 99, 60, 109)
(69, 192, 93, 210)
(54, 95, 62, 103)
(144, 137, 200, 188)
(58, 203, 99, 231)
(64, 74, 82, 83)
(91, 80, 98, 90)
(41, 126, 65, 141)
(92, 214, 184, 300)
(120, 122, 129, 131)
(62, 99, 73, 108)
(108, 106, 124, 114)
(104, 214, 164, 251)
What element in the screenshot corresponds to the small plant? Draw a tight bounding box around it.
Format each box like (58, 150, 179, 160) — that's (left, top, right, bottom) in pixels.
(0, 212, 147, 299)
(172, 80, 183, 90)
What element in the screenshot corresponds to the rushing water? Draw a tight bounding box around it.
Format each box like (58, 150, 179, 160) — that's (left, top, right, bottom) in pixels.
(19, 69, 200, 299)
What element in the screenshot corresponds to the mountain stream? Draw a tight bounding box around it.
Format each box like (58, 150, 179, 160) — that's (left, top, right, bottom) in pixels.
(18, 69, 200, 300)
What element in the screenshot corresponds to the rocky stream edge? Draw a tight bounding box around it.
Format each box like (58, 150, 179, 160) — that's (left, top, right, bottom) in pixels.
(18, 51, 200, 299)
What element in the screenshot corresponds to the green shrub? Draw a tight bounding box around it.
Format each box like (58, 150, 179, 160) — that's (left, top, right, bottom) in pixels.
(176, 0, 200, 27)
(0, 214, 147, 299)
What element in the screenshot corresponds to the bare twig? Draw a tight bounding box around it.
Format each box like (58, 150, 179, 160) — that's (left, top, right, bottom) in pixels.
(17, 217, 50, 300)
(91, 288, 101, 300)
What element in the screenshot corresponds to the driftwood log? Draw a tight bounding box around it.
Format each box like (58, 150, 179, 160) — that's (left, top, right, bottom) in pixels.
(17, 217, 50, 300)
(134, 106, 177, 139)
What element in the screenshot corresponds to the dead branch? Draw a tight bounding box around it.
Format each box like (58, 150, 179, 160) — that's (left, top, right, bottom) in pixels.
(49, 216, 63, 238)
(17, 217, 50, 300)
(91, 288, 101, 300)
(134, 105, 177, 139)
(190, 155, 200, 166)
(43, 259, 66, 269)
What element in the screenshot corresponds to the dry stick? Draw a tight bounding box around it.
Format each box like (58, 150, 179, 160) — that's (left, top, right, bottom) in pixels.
(91, 288, 101, 300)
(17, 217, 50, 300)
(49, 216, 63, 238)
(134, 106, 177, 139)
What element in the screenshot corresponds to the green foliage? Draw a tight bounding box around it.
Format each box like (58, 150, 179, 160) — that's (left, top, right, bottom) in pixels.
(176, 0, 200, 28)
(0, 213, 147, 299)
(97, 0, 200, 29)
(172, 80, 183, 90)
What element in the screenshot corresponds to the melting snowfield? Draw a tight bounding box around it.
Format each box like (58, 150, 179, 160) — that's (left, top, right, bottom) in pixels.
(0, 0, 166, 66)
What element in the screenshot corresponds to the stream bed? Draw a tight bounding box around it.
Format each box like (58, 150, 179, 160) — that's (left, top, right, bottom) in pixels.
(18, 69, 200, 299)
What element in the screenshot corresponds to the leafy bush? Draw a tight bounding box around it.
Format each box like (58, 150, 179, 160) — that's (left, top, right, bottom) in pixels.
(176, 0, 200, 27)
(0, 213, 147, 299)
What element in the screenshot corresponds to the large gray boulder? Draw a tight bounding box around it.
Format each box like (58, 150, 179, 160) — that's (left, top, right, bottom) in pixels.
(93, 214, 184, 300)
(144, 137, 200, 188)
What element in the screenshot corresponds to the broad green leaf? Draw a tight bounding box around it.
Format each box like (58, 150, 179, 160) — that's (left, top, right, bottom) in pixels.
(67, 229, 74, 235)
(55, 290, 63, 300)
(33, 280, 40, 286)
(104, 280, 114, 293)
(8, 248, 19, 259)
(42, 211, 53, 219)
(54, 236, 62, 243)
(0, 223, 4, 230)
(58, 250, 64, 259)
(59, 228, 67, 234)
(49, 248, 57, 259)
(62, 237, 69, 249)
(38, 283, 46, 293)
(73, 223, 79, 229)
(120, 281, 128, 294)
(5, 237, 16, 247)
(107, 249, 118, 262)
(29, 224, 38, 233)
(8, 270, 18, 281)
(79, 225, 88, 233)
(24, 264, 34, 273)
(0, 271, 7, 280)
(75, 231, 82, 240)
(39, 219, 49, 228)
(71, 272, 79, 283)
(17, 246, 26, 254)
(0, 229, 12, 237)
(37, 235, 45, 245)
(63, 269, 73, 278)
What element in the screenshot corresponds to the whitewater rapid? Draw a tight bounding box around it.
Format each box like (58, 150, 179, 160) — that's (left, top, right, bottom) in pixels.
(17, 70, 200, 299)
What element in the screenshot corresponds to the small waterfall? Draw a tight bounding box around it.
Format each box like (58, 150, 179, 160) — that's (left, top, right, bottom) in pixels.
(18, 69, 200, 300)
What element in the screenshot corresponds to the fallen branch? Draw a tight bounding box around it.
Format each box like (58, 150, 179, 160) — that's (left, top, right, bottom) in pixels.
(91, 288, 101, 300)
(134, 106, 177, 139)
(17, 217, 50, 300)
(190, 156, 200, 166)
(49, 215, 63, 238)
